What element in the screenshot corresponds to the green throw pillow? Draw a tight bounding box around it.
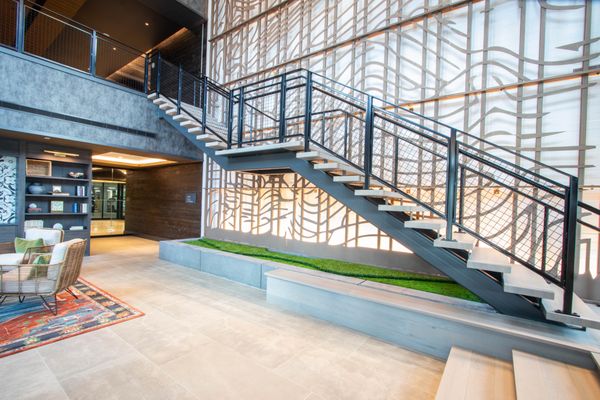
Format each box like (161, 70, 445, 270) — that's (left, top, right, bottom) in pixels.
(27, 254, 52, 279)
(14, 237, 44, 254)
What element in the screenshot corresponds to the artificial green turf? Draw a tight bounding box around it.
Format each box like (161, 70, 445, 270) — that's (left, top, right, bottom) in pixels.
(185, 238, 482, 302)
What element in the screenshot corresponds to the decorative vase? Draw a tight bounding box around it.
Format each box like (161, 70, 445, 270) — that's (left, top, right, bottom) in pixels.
(28, 183, 44, 194)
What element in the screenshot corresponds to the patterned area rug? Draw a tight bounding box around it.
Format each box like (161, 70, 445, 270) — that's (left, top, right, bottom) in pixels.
(0, 278, 143, 358)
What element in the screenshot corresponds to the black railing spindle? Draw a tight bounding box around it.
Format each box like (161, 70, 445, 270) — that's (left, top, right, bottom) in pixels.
(16, 0, 24, 52)
(363, 96, 374, 189)
(278, 73, 287, 143)
(227, 90, 234, 149)
(89, 30, 97, 76)
(444, 129, 459, 241)
(561, 175, 579, 315)
(237, 87, 245, 148)
(177, 64, 183, 114)
(304, 72, 313, 151)
(201, 76, 208, 135)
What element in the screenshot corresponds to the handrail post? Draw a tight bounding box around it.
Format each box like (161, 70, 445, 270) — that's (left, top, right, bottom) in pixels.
(303, 72, 313, 151)
(278, 73, 287, 143)
(16, 0, 25, 52)
(444, 128, 459, 241)
(561, 175, 579, 315)
(201, 76, 208, 135)
(237, 87, 245, 148)
(143, 54, 149, 94)
(156, 52, 161, 94)
(89, 30, 97, 76)
(177, 64, 183, 114)
(227, 90, 234, 149)
(363, 96, 374, 189)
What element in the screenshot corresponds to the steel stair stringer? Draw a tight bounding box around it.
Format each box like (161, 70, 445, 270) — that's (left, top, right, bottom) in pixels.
(159, 108, 544, 321)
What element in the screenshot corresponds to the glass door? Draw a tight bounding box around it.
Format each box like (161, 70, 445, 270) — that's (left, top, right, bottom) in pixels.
(91, 167, 127, 237)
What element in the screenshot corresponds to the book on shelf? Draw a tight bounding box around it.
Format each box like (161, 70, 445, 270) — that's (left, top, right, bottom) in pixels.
(72, 203, 79, 213)
(76, 185, 87, 196)
(81, 203, 88, 213)
(69, 226, 85, 231)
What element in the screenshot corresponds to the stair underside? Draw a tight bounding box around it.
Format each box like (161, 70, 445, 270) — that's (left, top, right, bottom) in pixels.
(435, 347, 515, 400)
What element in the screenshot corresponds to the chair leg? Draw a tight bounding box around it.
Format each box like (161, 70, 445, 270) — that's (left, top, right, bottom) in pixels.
(18, 295, 25, 303)
(40, 295, 58, 316)
(0, 295, 6, 306)
(65, 287, 78, 299)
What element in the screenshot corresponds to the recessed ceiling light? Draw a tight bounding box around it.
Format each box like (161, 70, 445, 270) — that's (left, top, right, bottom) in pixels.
(43, 136, 51, 140)
(112, 47, 117, 51)
(144, 22, 150, 26)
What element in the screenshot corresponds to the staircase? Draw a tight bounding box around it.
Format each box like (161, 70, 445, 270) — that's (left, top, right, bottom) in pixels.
(146, 54, 600, 330)
(435, 346, 600, 399)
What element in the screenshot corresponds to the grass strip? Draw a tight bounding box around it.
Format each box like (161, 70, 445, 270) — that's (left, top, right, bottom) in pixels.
(185, 238, 481, 302)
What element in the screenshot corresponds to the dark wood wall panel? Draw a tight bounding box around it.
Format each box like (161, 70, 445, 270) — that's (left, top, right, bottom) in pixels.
(125, 162, 202, 239)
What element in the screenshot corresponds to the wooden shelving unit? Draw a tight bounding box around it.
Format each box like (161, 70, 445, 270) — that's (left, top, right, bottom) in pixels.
(24, 145, 92, 254)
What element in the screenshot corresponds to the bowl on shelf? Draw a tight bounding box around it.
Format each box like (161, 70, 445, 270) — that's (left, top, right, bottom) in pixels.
(28, 182, 45, 194)
(68, 172, 85, 179)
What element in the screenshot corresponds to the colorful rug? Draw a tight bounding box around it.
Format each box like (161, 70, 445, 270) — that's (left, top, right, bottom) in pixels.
(0, 278, 143, 358)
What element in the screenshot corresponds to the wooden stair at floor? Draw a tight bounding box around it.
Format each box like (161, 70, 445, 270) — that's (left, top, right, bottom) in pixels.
(435, 346, 600, 400)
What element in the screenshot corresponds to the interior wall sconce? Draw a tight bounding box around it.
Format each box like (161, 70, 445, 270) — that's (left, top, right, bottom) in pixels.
(43, 150, 80, 158)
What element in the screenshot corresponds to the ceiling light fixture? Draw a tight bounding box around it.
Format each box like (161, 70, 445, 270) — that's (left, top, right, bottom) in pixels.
(92, 152, 172, 166)
(44, 150, 79, 158)
(144, 22, 150, 26)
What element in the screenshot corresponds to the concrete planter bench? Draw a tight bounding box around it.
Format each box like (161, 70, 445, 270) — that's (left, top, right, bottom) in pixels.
(159, 239, 599, 369)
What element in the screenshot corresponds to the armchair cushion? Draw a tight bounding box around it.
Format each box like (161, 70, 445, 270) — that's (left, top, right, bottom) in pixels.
(14, 237, 44, 253)
(0, 267, 55, 293)
(0, 253, 24, 266)
(25, 228, 64, 246)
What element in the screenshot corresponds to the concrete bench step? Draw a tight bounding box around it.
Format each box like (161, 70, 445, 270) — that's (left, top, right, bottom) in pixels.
(433, 232, 476, 251)
(378, 204, 428, 213)
(467, 247, 512, 274)
(503, 264, 554, 300)
(541, 289, 600, 329)
(512, 350, 600, 400)
(435, 347, 515, 400)
(405, 218, 446, 231)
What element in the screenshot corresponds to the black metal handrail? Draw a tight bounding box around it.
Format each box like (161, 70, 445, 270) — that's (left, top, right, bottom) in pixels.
(149, 65, 597, 317)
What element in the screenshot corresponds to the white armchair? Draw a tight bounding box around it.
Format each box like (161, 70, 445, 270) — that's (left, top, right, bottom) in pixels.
(0, 228, 64, 267)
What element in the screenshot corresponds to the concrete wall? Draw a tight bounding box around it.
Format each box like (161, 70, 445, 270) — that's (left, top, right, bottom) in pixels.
(0, 48, 202, 161)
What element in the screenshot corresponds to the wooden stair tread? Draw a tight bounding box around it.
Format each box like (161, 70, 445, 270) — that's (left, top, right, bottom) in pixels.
(503, 264, 555, 300)
(433, 233, 476, 251)
(435, 347, 515, 400)
(355, 189, 405, 200)
(215, 141, 304, 156)
(512, 350, 600, 400)
(313, 162, 363, 175)
(542, 290, 600, 329)
(404, 218, 446, 230)
(467, 247, 512, 274)
(378, 204, 428, 213)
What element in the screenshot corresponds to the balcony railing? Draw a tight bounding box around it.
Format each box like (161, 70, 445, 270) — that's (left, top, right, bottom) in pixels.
(1, 0, 148, 92)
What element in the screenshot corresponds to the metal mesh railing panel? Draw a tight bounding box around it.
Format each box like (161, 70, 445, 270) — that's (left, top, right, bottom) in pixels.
(96, 37, 144, 92)
(0, 0, 17, 48)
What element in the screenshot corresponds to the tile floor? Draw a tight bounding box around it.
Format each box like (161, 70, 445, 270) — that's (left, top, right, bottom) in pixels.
(0, 236, 444, 400)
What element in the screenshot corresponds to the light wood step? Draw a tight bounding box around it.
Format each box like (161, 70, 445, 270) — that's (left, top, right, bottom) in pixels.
(467, 247, 512, 274)
(512, 350, 600, 400)
(593, 353, 600, 370)
(147, 92, 158, 100)
(172, 114, 188, 121)
(296, 150, 341, 163)
(181, 120, 200, 128)
(355, 189, 405, 201)
(433, 232, 476, 251)
(153, 98, 168, 105)
(166, 108, 178, 116)
(313, 162, 363, 175)
(378, 204, 428, 213)
(333, 175, 364, 184)
(188, 127, 203, 134)
(196, 133, 220, 142)
(215, 140, 305, 156)
(159, 103, 175, 110)
(503, 264, 554, 300)
(541, 290, 600, 329)
(435, 347, 515, 400)
(206, 141, 227, 149)
(405, 218, 446, 231)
